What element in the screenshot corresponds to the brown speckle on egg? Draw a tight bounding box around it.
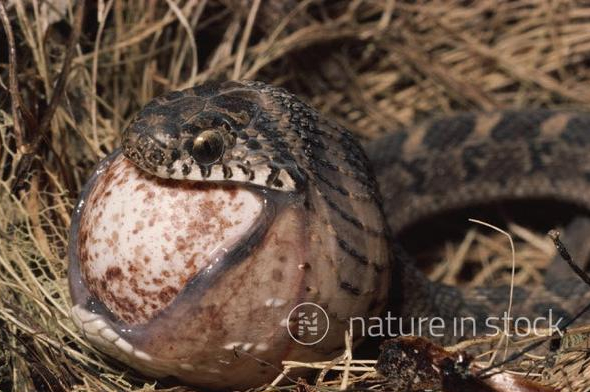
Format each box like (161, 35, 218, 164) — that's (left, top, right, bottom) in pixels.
(76, 154, 265, 324)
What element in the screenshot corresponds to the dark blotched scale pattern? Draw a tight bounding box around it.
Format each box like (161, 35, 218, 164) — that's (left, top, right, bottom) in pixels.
(365, 110, 590, 340)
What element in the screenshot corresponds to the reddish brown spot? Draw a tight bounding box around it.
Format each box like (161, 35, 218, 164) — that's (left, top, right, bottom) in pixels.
(226, 186, 238, 199)
(144, 190, 156, 201)
(115, 177, 126, 187)
(115, 296, 143, 322)
(185, 254, 197, 269)
(100, 167, 117, 189)
(105, 266, 122, 280)
(134, 245, 143, 257)
(158, 286, 179, 303)
(143, 255, 151, 264)
(133, 220, 145, 234)
(175, 236, 188, 252)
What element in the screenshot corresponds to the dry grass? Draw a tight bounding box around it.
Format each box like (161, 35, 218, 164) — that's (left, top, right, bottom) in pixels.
(2, 0, 590, 391)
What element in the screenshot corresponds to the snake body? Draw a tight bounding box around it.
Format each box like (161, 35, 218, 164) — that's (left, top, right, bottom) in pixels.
(70, 80, 590, 388)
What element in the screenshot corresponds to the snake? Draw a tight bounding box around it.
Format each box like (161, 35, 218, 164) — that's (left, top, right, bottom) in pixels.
(68, 80, 590, 389)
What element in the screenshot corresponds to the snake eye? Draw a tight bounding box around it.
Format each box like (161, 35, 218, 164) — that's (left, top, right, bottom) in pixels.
(192, 130, 225, 164)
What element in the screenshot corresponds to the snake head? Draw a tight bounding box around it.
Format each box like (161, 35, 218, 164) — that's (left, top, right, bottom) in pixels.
(121, 81, 306, 192)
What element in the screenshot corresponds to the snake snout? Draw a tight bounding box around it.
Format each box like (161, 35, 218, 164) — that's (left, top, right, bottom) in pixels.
(122, 128, 176, 177)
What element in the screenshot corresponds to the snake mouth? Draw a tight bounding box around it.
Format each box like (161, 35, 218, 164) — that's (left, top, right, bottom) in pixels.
(69, 81, 392, 388)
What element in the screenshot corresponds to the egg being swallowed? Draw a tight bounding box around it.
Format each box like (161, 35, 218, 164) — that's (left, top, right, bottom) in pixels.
(68, 81, 390, 389)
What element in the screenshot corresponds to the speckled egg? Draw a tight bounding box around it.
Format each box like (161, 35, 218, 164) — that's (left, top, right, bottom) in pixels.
(68, 151, 364, 389)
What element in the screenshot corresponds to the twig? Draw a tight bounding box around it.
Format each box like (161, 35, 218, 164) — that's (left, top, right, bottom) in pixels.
(92, 0, 115, 148)
(0, 2, 25, 147)
(232, 0, 261, 80)
(164, 0, 198, 82)
(339, 330, 353, 390)
(11, 0, 86, 194)
(548, 230, 590, 287)
(469, 219, 517, 362)
(477, 301, 590, 379)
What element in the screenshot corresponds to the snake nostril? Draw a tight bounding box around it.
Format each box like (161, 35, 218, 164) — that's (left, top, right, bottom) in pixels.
(147, 149, 164, 165)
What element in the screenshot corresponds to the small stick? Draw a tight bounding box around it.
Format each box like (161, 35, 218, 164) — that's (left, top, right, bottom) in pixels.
(477, 301, 590, 378)
(548, 230, 590, 287)
(0, 2, 25, 147)
(11, 0, 87, 194)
